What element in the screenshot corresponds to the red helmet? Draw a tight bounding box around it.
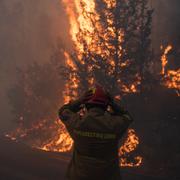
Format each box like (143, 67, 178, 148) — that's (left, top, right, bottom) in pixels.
(84, 84, 110, 106)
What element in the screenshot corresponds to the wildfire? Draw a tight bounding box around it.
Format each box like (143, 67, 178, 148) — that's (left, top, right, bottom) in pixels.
(161, 45, 180, 96)
(121, 74, 141, 94)
(5, 0, 180, 172)
(119, 129, 142, 167)
(5, 119, 73, 153)
(6, 0, 143, 168)
(39, 120, 73, 152)
(61, 0, 142, 167)
(62, 0, 98, 53)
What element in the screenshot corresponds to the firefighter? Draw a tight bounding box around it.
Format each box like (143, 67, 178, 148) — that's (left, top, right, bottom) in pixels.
(59, 85, 133, 180)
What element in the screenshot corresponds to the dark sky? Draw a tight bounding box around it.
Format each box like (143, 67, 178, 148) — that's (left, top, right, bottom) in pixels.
(0, 0, 179, 132)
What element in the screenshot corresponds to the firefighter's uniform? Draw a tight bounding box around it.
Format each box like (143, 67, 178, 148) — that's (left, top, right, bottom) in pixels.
(59, 99, 133, 180)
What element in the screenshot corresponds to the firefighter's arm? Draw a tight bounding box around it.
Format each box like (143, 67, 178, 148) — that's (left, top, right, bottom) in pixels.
(110, 100, 133, 137)
(58, 99, 82, 138)
(59, 99, 82, 116)
(59, 89, 94, 118)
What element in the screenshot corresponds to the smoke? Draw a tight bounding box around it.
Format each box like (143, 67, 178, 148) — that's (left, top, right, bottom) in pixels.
(0, 0, 70, 133)
(0, 0, 179, 133)
(152, 0, 180, 51)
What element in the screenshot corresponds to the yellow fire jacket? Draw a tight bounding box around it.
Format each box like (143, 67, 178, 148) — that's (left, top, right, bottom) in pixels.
(59, 100, 133, 180)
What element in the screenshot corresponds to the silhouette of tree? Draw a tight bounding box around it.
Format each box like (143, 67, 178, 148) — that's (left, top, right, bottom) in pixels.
(8, 49, 63, 128)
(61, 0, 153, 98)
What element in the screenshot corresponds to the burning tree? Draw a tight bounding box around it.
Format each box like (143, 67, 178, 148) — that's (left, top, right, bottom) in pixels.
(60, 0, 154, 166)
(5, 0, 180, 171)
(61, 0, 153, 100)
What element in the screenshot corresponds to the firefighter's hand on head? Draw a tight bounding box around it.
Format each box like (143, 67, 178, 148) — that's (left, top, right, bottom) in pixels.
(79, 89, 94, 104)
(106, 92, 123, 110)
(80, 84, 112, 107)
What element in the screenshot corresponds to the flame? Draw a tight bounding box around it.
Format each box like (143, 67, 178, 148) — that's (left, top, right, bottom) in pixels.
(161, 45, 172, 75)
(119, 129, 139, 155)
(63, 51, 79, 103)
(120, 156, 142, 167)
(63, 0, 140, 96)
(64, 51, 77, 71)
(119, 129, 142, 167)
(121, 74, 141, 94)
(63, 0, 98, 53)
(161, 45, 180, 96)
(62, 0, 79, 45)
(39, 120, 73, 152)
